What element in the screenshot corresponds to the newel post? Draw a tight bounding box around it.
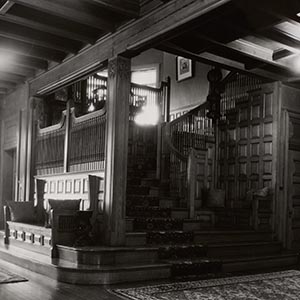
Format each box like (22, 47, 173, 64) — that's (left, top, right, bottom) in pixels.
(104, 55, 131, 246)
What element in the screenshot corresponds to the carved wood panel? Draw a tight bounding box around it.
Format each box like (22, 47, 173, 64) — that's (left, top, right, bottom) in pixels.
(288, 112, 300, 250)
(218, 83, 276, 229)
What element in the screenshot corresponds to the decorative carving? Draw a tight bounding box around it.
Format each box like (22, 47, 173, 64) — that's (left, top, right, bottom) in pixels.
(108, 56, 131, 80)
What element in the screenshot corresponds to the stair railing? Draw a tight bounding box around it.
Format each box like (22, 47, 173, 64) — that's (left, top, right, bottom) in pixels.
(162, 102, 215, 207)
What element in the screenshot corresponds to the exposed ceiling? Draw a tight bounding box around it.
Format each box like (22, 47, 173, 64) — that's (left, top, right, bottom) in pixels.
(157, 0, 300, 85)
(1, 0, 300, 99)
(0, 0, 140, 97)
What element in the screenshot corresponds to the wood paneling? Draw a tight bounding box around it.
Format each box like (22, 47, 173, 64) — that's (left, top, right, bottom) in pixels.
(218, 78, 277, 229)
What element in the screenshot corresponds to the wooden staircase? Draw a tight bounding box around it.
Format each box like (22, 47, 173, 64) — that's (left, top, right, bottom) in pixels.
(124, 149, 299, 279)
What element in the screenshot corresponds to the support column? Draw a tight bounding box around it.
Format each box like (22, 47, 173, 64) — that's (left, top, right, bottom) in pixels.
(104, 55, 131, 246)
(25, 97, 37, 202)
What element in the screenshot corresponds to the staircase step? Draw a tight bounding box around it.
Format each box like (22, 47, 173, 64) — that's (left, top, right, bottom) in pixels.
(207, 241, 282, 258)
(194, 230, 274, 244)
(0, 240, 170, 284)
(222, 253, 299, 273)
(126, 206, 172, 218)
(158, 245, 207, 259)
(170, 259, 222, 277)
(126, 232, 147, 246)
(127, 195, 159, 207)
(132, 218, 183, 231)
(146, 231, 194, 245)
(56, 245, 158, 265)
(127, 186, 150, 195)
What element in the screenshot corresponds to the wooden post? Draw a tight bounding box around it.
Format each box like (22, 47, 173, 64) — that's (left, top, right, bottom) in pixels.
(63, 101, 71, 173)
(25, 97, 37, 202)
(104, 55, 131, 246)
(187, 148, 196, 219)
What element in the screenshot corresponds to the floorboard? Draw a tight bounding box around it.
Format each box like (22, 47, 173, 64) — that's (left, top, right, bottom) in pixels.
(0, 259, 120, 300)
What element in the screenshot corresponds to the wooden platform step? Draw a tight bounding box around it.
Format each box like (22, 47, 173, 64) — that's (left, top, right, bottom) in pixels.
(0, 234, 298, 284)
(56, 245, 158, 265)
(170, 259, 222, 277)
(206, 241, 282, 258)
(222, 253, 299, 273)
(0, 241, 170, 284)
(126, 230, 274, 246)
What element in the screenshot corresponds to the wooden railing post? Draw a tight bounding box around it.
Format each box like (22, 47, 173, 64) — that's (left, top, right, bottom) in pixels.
(187, 148, 196, 219)
(187, 148, 208, 219)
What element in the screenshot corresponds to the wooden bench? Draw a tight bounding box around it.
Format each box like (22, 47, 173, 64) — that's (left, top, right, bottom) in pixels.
(4, 173, 103, 258)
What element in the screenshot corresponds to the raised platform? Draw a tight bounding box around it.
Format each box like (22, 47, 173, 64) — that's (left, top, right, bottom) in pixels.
(0, 229, 299, 284)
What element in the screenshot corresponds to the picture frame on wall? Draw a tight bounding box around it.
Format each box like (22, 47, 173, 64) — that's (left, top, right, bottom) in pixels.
(176, 56, 193, 82)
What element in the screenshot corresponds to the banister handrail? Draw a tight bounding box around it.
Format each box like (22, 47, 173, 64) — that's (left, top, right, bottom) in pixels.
(71, 107, 106, 124)
(131, 81, 168, 93)
(37, 110, 67, 135)
(169, 101, 209, 126)
(164, 123, 187, 162)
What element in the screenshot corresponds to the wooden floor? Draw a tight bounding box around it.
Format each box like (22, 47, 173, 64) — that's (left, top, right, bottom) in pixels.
(0, 259, 122, 300)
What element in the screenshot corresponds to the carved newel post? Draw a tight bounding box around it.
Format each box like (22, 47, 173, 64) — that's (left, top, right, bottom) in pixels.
(104, 56, 131, 246)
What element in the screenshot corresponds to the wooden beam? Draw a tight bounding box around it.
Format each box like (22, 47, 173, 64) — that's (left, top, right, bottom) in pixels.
(0, 37, 66, 62)
(12, 0, 115, 31)
(30, 0, 232, 94)
(273, 48, 294, 60)
(262, 27, 300, 50)
(0, 80, 17, 89)
(0, 0, 14, 14)
(0, 64, 35, 77)
(0, 13, 95, 44)
(192, 31, 298, 76)
(0, 24, 80, 54)
(1, 52, 48, 70)
(157, 41, 287, 81)
(0, 71, 26, 83)
(83, 0, 139, 18)
(0, 87, 8, 94)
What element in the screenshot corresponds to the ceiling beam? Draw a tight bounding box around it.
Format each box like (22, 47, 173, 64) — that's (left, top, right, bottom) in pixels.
(0, 87, 8, 94)
(0, 51, 48, 70)
(272, 48, 294, 60)
(1, 64, 35, 77)
(82, 0, 139, 18)
(0, 0, 14, 14)
(0, 13, 95, 44)
(0, 71, 26, 83)
(191, 30, 298, 76)
(30, 0, 233, 94)
(261, 27, 300, 50)
(0, 81, 17, 90)
(12, 0, 115, 31)
(0, 37, 66, 62)
(0, 26, 80, 54)
(157, 41, 285, 81)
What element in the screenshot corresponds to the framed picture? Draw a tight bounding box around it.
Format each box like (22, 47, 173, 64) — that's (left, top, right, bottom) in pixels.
(176, 56, 193, 82)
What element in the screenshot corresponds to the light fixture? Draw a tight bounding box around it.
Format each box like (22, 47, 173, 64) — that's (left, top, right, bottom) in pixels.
(134, 104, 159, 126)
(297, 12, 300, 17)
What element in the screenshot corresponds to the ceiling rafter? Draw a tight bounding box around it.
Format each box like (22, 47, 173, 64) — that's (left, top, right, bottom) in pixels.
(0, 37, 66, 62)
(1, 64, 35, 77)
(0, 13, 96, 44)
(0, 0, 14, 14)
(0, 80, 17, 89)
(82, 0, 140, 18)
(0, 71, 26, 83)
(0, 51, 48, 70)
(0, 87, 8, 94)
(11, 0, 115, 31)
(0, 26, 80, 54)
(158, 41, 286, 81)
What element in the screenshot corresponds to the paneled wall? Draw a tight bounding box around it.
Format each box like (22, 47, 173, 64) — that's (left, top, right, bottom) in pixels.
(280, 84, 300, 250)
(218, 80, 278, 225)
